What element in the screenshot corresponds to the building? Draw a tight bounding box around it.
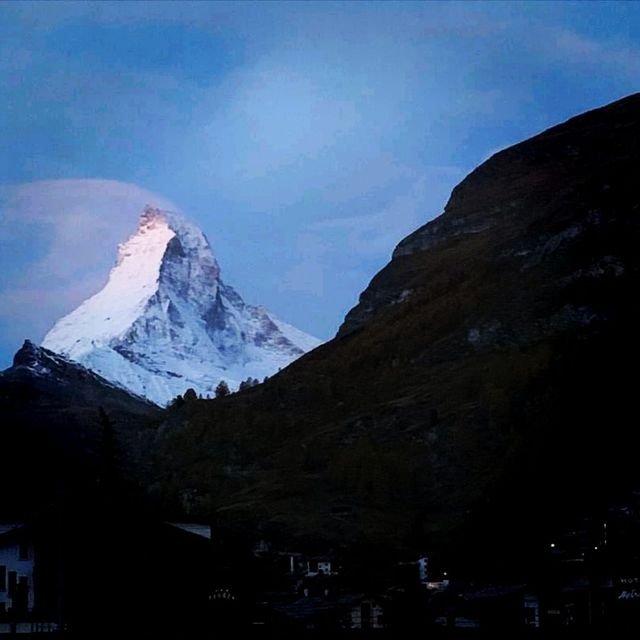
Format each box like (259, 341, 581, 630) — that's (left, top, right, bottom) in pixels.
(271, 593, 386, 633)
(0, 523, 58, 634)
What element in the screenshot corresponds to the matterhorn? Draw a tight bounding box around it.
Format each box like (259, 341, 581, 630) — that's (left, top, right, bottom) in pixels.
(43, 206, 321, 405)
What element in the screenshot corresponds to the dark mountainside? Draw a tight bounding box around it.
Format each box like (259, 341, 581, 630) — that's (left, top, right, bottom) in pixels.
(148, 93, 640, 575)
(0, 341, 159, 518)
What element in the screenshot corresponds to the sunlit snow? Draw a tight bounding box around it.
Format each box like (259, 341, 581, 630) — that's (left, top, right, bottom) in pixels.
(43, 207, 321, 405)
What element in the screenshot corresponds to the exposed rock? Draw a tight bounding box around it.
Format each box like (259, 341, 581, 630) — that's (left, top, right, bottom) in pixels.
(42, 207, 321, 405)
(340, 92, 640, 336)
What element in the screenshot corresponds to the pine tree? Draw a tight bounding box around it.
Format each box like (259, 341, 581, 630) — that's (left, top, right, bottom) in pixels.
(183, 388, 198, 402)
(169, 394, 185, 408)
(215, 380, 230, 398)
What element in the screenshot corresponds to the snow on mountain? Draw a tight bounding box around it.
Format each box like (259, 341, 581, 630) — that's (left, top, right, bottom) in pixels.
(42, 206, 322, 405)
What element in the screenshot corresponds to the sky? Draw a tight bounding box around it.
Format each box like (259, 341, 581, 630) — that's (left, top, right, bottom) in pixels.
(1, 1, 640, 368)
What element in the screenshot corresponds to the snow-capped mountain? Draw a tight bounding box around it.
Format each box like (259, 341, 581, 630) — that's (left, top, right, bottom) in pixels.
(42, 206, 322, 405)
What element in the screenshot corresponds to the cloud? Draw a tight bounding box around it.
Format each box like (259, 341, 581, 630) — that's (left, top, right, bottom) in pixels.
(276, 166, 461, 300)
(312, 177, 432, 258)
(0, 275, 100, 351)
(508, 23, 640, 82)
(313, 163, 462, 251)
(0, 1, 227, 30)
(0, 179, 178, 350)
(185, 13, 463, 212)
(547, 28, 640, 78)
(277, 232, 332, 298)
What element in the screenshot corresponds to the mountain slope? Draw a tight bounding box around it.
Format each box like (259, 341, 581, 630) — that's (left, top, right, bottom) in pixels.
(0, 341, 159, 518)
(148, 93, 640, 571)
(43, 207, 321, 405)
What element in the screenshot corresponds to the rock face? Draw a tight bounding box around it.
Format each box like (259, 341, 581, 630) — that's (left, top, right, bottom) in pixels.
(148, 93, 640, 567)
(4, 340, 156, 411)
(42, 207, 321, 405)
(339, 92, 640, 336)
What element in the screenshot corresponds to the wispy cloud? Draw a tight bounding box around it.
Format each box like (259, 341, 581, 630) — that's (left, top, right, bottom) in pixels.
(312, 176, 436, 258)
(545, 27, 640, 78)
(0, 180, 178, 345)
(278, 165, 461, 295)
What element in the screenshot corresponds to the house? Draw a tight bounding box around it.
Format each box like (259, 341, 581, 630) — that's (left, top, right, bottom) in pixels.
(417, 556, 428, 582)
(0, 525, 34, 618)
(0, 523, 58, 634)
(271, 593, 386, 633)
(523, 593, 540, 628)
(348, 597, 385, 630)
(167, 522, 212, 540)
(0, 507, 242, 637)
(397, 555, 435, 587)
(305, 557, 337, 577)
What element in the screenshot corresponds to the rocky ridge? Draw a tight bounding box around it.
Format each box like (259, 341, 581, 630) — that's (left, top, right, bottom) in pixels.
(43, 207, 321, 405)
(147, 93, 640, 569)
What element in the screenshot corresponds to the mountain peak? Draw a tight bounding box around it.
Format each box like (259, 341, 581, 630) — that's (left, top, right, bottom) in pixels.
(12, 339, 82, 375)
(140, 204, 168, 226)
(138, 205, 192, 236)
(141, 203, 170, 223)
(43, 208, 321, 405)
(13, 339, 40, 368)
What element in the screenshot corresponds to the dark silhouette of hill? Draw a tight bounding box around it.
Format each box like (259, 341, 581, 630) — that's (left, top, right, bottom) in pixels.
(0, 341, 159, 518)
(148, 93, 640, 576)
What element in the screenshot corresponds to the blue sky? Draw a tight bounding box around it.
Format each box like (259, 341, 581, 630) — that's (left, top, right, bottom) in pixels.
(1, 1, 639, 367)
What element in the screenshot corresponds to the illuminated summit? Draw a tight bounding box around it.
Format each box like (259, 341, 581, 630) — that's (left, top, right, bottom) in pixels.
(43, 206, 321, 405)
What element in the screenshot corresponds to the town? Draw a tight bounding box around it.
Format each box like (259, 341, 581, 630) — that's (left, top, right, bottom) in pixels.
(3, 488, 640, 637)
